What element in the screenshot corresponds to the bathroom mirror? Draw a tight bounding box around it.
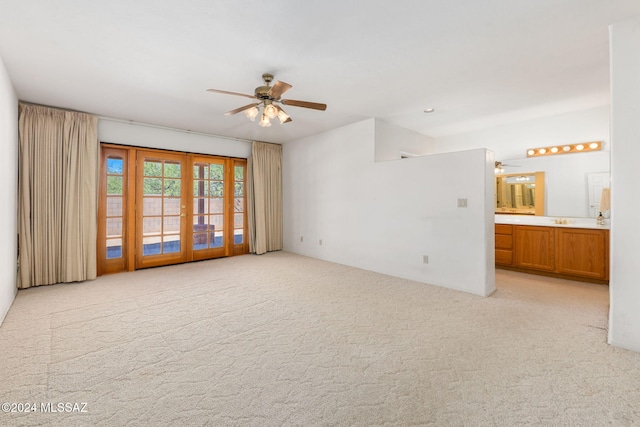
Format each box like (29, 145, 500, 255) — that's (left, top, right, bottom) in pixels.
(495, 172, 545, 215)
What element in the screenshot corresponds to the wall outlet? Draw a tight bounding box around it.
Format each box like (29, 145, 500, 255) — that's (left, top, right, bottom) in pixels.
(423, 255, 429, 264)
(300, 236, 304, 242)
(319, 239, 323, 246)
(457, 198, 468, 208)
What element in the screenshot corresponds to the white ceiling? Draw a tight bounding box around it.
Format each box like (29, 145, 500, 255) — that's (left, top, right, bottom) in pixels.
(1, 1, 640, 144)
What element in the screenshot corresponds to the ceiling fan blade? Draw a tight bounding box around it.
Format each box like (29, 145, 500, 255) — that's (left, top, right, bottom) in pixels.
(207, 88, 256, 99)
(224, 102, 261, 116)
(281, 99, 327, 111)
(268, 81, 292, 99)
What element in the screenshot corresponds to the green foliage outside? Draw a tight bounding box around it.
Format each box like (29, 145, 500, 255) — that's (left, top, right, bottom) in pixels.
(107, 161, 244, 198)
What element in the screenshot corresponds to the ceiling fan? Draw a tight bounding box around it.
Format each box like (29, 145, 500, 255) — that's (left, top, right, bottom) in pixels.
(495, 161, 521, 173)
(207, 73, 327, 127)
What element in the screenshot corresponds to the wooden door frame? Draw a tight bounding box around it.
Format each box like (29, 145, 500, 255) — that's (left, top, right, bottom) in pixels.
(135, 150, 189, 270)
(98, 143, 249, 275)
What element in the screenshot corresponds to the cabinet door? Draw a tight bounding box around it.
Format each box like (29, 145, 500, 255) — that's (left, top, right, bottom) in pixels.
(514, 226, 555, 271)
(557, 228, 609, 280)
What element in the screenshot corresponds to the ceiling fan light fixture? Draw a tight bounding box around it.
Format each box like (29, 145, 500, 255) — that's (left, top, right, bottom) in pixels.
(264, 103, 278, 119)
(259, 113, 271, 128)
(277, 109, 290, 124)
(244, 106, 259, 121)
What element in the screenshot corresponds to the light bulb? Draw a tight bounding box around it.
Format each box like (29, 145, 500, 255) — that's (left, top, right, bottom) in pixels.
(551, 147, 559, 153)
(244, 107, 259, 121)
(527, 149, 535, 156)
(277, 109, 290, 124)
(539, 148, 546, 155)
(589, 142, 599, 149)
(563, 146, 571, 152)
(576, 144, 584, 151)
(264, 104, 278, 119)
(258, 114, 271, 128)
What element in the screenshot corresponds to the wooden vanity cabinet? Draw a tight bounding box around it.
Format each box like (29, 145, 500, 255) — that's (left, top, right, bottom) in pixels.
(495, 224, 609, 283)
(556, 228, 609, 281)
(495, 224, 513, 266)
(513, 226, 555, 272)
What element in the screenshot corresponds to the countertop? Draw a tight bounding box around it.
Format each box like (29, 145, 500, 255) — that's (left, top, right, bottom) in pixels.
(495, 214, 610, 230)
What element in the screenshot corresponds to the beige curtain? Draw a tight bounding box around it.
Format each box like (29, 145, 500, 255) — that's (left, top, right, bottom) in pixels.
(247, 141, 283, 255)
(18, 103, 98, 288)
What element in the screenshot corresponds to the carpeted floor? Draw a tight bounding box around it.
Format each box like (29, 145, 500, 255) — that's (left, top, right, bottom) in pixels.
(1, 251, 638, 426)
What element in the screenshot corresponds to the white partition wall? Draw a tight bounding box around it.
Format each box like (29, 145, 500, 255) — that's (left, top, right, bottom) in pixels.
(609, 17, 640, 352)
(0, 55, 18, 325)
(283, 118, 495, 297)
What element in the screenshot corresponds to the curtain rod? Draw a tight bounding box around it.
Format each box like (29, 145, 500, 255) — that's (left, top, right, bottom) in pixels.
(18, 101, 257, 144)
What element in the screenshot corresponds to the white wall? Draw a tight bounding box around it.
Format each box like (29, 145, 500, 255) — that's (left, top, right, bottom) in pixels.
(609, 17, 640, 352)
(283, 118, 495, 296)
(98, 118, 252, 158)
(0, 55, 18, 325)
(374, 119, 435, 161)
(433, 107, 610, 217)
(434, 106, 610, 160)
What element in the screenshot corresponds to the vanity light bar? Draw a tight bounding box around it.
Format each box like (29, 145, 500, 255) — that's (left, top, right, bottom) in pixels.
(526, 141, 602, 157)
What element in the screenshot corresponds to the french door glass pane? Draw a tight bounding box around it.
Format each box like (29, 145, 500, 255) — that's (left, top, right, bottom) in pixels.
(193, 198, 208, 214)
(106, 218, 122, 237)
(234, 166, 244, 180)
(143, 178, 162, 195)
(107, 176, 123, 195)
(143, 197, 162, 216)
(193, 180, 208, 197)
(233, 164, 245, 245)
(107, 158, 124, 175)
(234, 182, 244, 197)
(210, 164, 223, 180)
(210, 181, 223, 197)
(164, 162, 181, 178)
(234, 197, 243, 213)
(143, 236, 162, 255)
(106, 238, 122, 259)
(210, 198, 223, 214)
(164, 198, 181, 215)
(234, 214, 243, 228)
(193, 233, 207, 250)
(163, 216, 180, 234)
(163, 236, 180, 253)
(193, 162, 225, 251)
(140, 158, 184, 257)
(143, 217, 161, 235)
(164, 179, 181, 196)
(144, 161, 162, 176)
(210, 232, 223, 248)
(105, 155, 125, 260)
(107, 196, 123, 217)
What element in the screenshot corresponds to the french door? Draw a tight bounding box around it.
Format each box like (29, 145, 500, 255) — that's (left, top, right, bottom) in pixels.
(97, 144, 248, 274)
(136, 151, 188, 269)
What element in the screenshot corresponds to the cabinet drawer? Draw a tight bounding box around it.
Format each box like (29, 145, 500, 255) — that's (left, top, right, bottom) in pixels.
(495, 234, 512, 249)
(495, 224, 513, 235)
(495, 249, 513, 266)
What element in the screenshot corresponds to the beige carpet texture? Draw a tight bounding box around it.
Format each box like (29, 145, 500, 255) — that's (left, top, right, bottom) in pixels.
(1, 251, 639, 426)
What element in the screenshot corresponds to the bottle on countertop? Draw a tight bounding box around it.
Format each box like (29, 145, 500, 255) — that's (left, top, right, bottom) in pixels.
(597, 211, 605, 225)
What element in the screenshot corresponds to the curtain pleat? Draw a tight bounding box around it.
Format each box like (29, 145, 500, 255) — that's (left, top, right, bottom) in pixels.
(248, 141, 282, 255)
(18, 104, 98, 288)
